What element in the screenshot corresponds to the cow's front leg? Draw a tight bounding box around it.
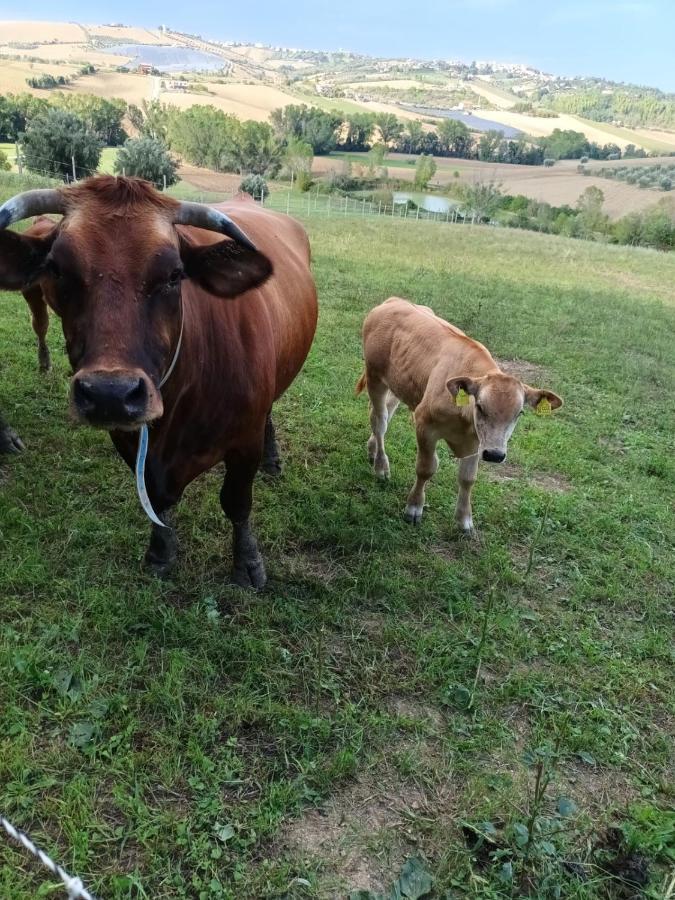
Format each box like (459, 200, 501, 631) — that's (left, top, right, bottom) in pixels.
(455, 452, 479, 533)
(404, 427, 438, 525)
(144, 508, 178, 577)
(260, 411, 282, 476)
(222, 447, 266, 589)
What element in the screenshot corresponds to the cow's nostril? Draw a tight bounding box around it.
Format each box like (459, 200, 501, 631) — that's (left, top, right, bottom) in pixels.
(482, 449, 506, 463)
(73, 378, 97, 413)
(123, 378, 147, 415)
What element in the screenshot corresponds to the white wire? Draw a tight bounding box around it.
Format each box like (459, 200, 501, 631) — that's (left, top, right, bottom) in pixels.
(0, 816, 97, 900)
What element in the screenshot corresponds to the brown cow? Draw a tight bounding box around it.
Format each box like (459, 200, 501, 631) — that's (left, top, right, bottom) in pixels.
(0, 177, 317, 587)
(357, 297, 562, 530)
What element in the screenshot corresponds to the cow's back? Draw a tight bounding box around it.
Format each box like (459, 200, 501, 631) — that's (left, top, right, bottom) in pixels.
(179, 201, 317, 406)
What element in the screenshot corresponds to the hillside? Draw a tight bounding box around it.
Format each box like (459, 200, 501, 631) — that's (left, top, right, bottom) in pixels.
(2, 19, 674, 153)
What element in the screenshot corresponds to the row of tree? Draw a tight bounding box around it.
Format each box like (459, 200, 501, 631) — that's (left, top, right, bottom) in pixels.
(0, 92, 128, 146)
(544, 88, 675, 130)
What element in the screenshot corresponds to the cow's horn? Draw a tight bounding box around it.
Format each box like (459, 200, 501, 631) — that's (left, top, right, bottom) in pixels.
(0, 189, 65, 230)
(173, 202, 258, 251)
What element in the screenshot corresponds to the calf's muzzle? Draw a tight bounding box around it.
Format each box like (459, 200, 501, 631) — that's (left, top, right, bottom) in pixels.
(482, 449, 506, 464)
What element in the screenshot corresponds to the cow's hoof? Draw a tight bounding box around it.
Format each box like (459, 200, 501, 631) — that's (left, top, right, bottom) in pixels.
(0, 426, 25, 454)
(457, 516, 474, 534)
(374, 455, 390, 479)
(404, 504, 424, 525)
(232, 555, 267, 590)
(260, 458, 282, 477)
(144, 554, 176, 580)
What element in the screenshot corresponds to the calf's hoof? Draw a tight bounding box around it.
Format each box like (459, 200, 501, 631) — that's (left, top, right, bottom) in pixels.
(232, 554, 267, 590)
(404, 503, 424, 525)
(145, 556, 176, 580)
(374, 455, 390, 479)
(0, 426, 25, 454)
(456, 515, 474, 534)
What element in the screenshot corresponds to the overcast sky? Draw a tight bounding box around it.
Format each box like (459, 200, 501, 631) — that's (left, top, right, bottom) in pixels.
(1, 0, 673, 91)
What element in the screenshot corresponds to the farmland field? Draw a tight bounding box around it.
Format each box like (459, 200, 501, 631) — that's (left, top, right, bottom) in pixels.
(0, 180, 673, 897)
(314, 153, 665, 219)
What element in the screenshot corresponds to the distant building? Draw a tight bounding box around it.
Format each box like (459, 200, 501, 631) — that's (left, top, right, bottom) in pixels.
(137, 64, 153, 75)
(167, 79, 189, 90)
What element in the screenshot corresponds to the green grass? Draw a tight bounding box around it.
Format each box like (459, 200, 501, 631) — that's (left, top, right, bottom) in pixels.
(0, 215, 674, 898)
(330, 151, 416, 170)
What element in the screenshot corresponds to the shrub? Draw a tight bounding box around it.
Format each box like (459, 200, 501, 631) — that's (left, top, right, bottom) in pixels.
(0, 150, 10, 172)
(114, 137, 178, 188)
(543, 158, 555, 167)
(580, 156, 589, 164)
(659, 177, 673, 191)
(239, 173, 269, 200)
(296, 169, 313, 192)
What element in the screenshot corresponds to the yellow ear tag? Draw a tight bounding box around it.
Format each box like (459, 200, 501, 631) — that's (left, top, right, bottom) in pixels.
(535, 397, 552, 416)
(455, 388, 470, 407)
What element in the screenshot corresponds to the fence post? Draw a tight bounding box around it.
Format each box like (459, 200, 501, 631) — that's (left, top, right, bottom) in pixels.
(286, 191, 290, 215)
(15, 143, 22, 175)
(72, 155, 77, 182)
(378, 201, 382, 216)
(362, 198, 366, 216)
(163, 173, 167, 191)
(416, 206, 420, 220)
(327, 195, 331, 217)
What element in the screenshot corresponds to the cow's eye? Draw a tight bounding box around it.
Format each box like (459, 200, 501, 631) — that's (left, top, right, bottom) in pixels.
(475, 402, 484, 415)
(168, 268, 183, 286)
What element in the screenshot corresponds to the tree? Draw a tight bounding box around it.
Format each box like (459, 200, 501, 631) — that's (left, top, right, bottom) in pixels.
(21, 108, 101, 181)
(539, 128, 590, 160)
(414, 154, 437, 189)
(477, 129, 504, 162)
(166, 105, 239, 170)
(270, 104, 340, 154)
(114, 137, 178, 188)
(126, 100, 170, 142)
(283, 136, 313, 179)
(437, 118, 472, 157)
(0, 93, 49, 141)
(223, 121, 282, 176)
(341, 112, 375, 151)
(0, 149, 10, 171)
(460, 179, 503, 221)
(374, 112, 403, 147)
(400, 120, 424, 154)
(52, 93, 127, 145)
(575, 185, 608, 236)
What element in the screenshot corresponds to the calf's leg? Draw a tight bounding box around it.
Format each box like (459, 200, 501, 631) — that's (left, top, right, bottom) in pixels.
(260, 411, 282, 476)
(455, 452, 479, 532)
(221, 447, 266, 589)
(23, 286, 51, 372)
(366, 377, 392, 478)
(404, 427, 439, 525)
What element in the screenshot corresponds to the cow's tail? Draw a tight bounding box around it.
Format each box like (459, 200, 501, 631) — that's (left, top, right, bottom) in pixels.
(355, 371, 367, 396)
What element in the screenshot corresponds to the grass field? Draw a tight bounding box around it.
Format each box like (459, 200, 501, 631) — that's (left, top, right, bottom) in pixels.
(0, 185, 674, 898)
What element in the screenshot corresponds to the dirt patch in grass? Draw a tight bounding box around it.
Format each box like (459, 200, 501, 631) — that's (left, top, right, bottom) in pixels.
(558, 761, 642, 816)
(282, 774, 446, 895)
(486, 461, 572, 493)
(494, 357, 550, 383)
(387, 696, 446, 731)
(281, 548, 350, 585)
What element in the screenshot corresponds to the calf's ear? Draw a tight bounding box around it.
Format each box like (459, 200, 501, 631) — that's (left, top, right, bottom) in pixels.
(0, 229, 55, 291)
(523, 386, 563, 411)
(446, 376, 480, 399)
(180, 237, 273, 299)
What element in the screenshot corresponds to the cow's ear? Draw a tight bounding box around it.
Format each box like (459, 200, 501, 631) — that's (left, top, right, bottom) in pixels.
(446, 376, 480, 399)
(180, 237, 273, 299)
(523, 385, 563, 411)
(0, 228, 56, 291)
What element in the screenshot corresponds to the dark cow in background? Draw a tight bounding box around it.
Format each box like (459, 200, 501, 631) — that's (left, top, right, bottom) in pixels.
(0, 177, 318, 588)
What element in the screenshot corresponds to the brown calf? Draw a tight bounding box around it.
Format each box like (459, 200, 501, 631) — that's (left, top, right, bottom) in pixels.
(357, 298, 563, 529)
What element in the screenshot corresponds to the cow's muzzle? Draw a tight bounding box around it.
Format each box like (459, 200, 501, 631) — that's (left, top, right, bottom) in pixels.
(482, 449, 506, 464)
(71, 370, 160, 429)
